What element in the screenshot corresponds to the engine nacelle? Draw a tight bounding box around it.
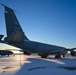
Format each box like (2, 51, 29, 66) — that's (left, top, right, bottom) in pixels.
(0, 50, 13, 56)
(70, 51, 76, 56)
(23, 51, 31, 55)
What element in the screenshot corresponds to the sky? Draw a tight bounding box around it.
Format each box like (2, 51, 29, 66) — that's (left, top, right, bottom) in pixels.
(0, 0, 76, 50)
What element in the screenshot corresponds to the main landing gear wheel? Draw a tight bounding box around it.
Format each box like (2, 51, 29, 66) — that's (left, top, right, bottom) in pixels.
(63, 55, 65, 57)
(38, 54, 47, 58)
(55, 54, 61, 58)
(41, 55, 47, 58)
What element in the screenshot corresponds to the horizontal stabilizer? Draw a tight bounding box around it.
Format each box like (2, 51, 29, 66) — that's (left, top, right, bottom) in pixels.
(0, 35, 4, 40)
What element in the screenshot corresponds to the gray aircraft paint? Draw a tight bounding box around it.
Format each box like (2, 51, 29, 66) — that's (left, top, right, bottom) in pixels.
(1, 4, 76, 57)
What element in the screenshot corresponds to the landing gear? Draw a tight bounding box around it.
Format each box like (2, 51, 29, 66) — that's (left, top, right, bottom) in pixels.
(41, 55, 47, 58)
(55, 54, 61, 58)
(38, 54, 48, 58)
(63, 55, 65, 57)
(7, 55, 9, 57)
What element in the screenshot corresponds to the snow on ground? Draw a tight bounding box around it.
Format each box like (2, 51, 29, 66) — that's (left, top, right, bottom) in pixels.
(0, 54, 76, 75)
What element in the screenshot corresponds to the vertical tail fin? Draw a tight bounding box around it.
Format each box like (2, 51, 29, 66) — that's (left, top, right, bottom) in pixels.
(1, 4, 29, 43)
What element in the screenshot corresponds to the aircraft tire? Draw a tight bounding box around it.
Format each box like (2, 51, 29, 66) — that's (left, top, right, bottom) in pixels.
(55, 54, 61, 58)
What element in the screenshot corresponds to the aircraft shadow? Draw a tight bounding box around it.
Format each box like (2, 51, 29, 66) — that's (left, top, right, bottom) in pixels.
(15, 57, 73, 75)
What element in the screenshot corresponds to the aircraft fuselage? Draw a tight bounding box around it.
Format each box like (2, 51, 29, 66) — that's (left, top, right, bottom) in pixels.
(14, 40, 66, 55)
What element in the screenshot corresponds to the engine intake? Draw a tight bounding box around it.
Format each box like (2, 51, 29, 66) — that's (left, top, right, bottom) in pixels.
(71, 51, 76, 56)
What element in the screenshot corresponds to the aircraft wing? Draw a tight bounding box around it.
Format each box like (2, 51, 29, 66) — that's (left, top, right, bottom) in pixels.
(6, 49, 31, 55)
(49, 48, 76, 54)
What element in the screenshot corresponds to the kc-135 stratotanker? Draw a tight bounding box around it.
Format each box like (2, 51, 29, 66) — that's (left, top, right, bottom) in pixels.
(0, 4, 76, 58)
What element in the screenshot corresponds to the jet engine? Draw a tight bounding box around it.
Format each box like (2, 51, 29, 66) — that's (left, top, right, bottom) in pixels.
(70, 51, 76, 56)
(23, 50, 31, 55)
(0, 50, 13, 56)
